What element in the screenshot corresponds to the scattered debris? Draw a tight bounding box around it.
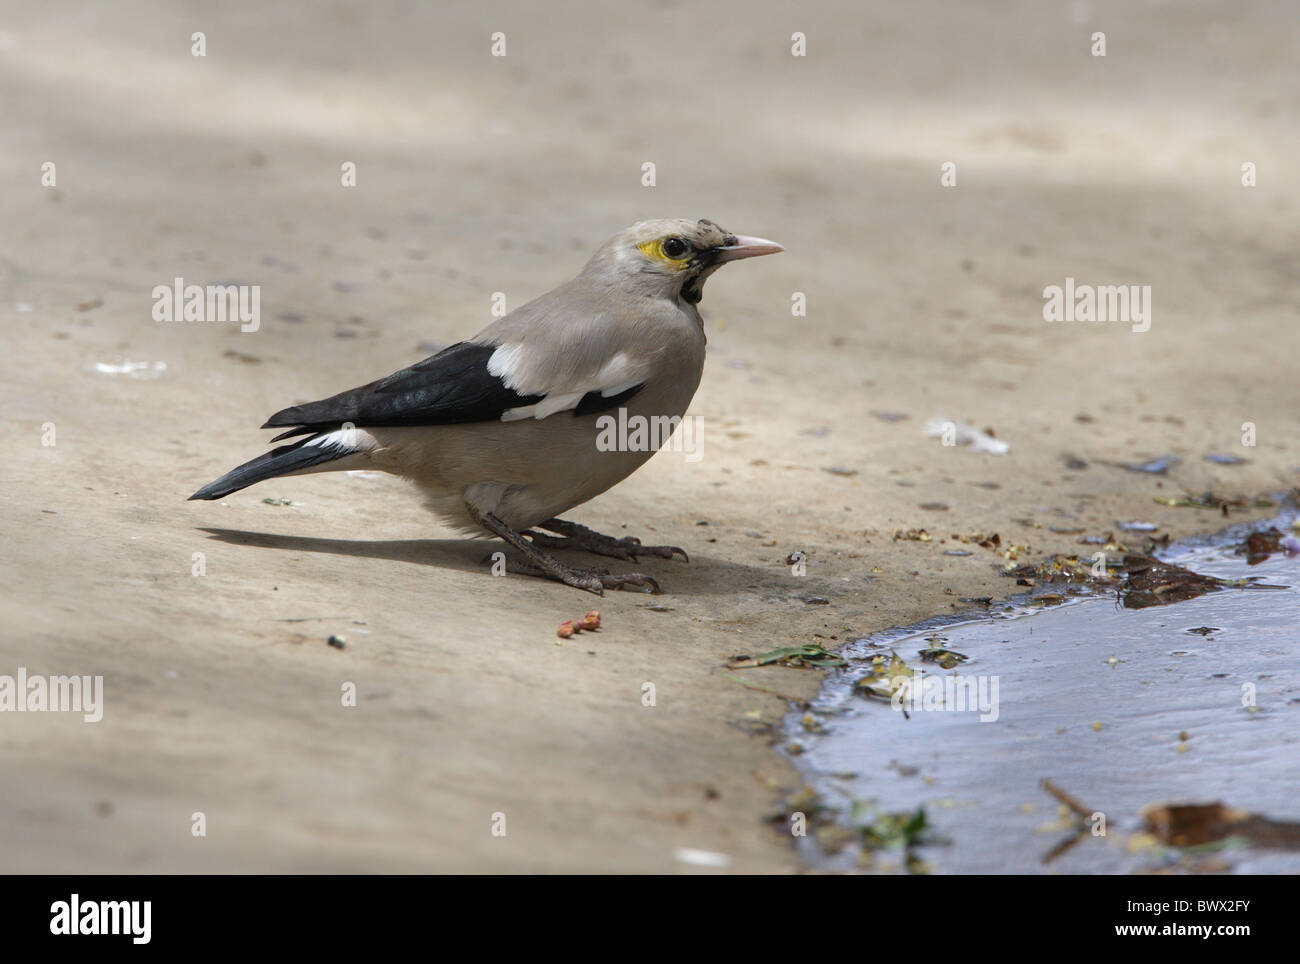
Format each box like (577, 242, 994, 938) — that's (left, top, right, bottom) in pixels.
(262, 497, 295, 506)
(894, 528, 931, 542)
(1153, 493, 1221, 510)
(925, 418, 1010, 455)
(1117, 520, 1158, 532)
(673, 847, 731, 868)
(919, 645, 968, 669)
(1237, 527, 1285, 564)
(801, 713, 828, 734)
(1204, 453, 1249, 465)
(327, 634, 347, 649)
(557, 610, 601, 639)
(1141, 802, 1300, 850)
(850, 801, 941, 872)
(999, 543, 1030, 568)
(870, 411, 910, 422)
(1006, 554, 1108, 588)
(823, 466, 858, 477)
(855, 651, 915, 703)
(1005, 549, 1233, 607)
(1038, 779, 1098, 864)
(1186, 626, 1219, 636)
(729, 643, 845, 670)
(1154, 492, 1272, 514)
(94, 359, 167, 379)
(953, 532, 1000, 549)
(766, 786, 839, 850)
(1100, 455, 1181, 474)
(1042, 778, 1092, 821)
(1119, 555, 1222, 609)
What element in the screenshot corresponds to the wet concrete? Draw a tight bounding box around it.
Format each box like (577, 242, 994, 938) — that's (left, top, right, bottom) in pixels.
(787, 519, 1300, 873)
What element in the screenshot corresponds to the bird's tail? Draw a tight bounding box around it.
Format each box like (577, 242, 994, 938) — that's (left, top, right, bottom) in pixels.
(188, 428, 372, 501)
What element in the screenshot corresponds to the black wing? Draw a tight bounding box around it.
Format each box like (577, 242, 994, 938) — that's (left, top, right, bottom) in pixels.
(263, 341, 648, 439)
(262, 342, 544, 437)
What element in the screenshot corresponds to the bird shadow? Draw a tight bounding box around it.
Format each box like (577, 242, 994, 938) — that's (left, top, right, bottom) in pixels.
(195, 527, 781, 598)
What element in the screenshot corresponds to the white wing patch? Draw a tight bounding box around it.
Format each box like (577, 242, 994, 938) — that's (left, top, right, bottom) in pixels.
(486, 344, 525, 387)
(500, 391, 587, 422)
(593, 351, 636, 386)
(490, 346, 648, 422)
(303, 426, 377, 452)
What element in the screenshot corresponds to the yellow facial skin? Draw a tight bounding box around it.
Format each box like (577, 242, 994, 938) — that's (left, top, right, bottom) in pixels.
(638, 239, 692, 270)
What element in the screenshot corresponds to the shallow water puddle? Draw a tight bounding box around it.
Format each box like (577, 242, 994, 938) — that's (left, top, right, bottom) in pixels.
(787, 527, 1300, 873)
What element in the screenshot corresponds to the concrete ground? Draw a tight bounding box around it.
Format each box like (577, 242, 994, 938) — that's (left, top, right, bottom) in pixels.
(0, 0, 1296, 871)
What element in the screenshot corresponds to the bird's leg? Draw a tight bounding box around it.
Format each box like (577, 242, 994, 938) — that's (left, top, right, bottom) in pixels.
(526, 518, 689, 563)
(472, 510, 662, 596)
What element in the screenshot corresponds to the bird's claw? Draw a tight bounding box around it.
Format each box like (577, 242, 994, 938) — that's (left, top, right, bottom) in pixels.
(527, 522, 687, 565)
(564, 568, 662, 595)
(599, 569, 663, 594)
(578, 534, 688, 564)
(633, 543, 688, 563)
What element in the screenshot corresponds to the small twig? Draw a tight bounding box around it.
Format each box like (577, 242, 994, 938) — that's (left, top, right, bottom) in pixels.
(1041, 779, 1093, 822)
(1042, 831, 1085, 865)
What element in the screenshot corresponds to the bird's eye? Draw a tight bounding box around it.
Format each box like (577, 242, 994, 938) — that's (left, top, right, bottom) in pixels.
(662, 237, 689, 259)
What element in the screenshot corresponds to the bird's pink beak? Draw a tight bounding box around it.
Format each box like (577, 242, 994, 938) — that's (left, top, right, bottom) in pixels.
(714, 234, 784, 262)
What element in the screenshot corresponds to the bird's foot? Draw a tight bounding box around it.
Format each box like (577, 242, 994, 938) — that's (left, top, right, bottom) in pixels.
(491, 556, 660, 596)
(472, 511, 665, 595)
(528, 518, 688, 563)
(560, 566, 662, 596)
(585, 568, 662, 595)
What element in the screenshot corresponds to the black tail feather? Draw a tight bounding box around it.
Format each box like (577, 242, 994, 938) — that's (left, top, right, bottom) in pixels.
(188, 435, 353, 501)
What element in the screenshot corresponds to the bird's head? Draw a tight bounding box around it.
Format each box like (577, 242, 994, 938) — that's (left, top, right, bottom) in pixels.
(586, 218, 783, 305)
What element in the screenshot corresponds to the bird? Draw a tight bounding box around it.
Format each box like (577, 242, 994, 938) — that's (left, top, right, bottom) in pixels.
(189, 218, 783, 594)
